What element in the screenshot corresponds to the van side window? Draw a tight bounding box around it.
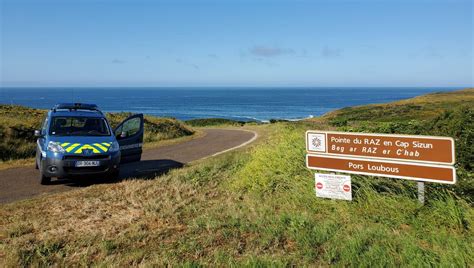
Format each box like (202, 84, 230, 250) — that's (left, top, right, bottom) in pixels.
(115, 117, 140, 137)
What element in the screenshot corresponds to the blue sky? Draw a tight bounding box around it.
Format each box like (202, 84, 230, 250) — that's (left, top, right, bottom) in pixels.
(1, 0, 472, 87)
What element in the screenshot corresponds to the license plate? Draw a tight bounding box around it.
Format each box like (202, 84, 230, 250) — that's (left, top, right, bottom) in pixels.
(75, 161, 100, 167)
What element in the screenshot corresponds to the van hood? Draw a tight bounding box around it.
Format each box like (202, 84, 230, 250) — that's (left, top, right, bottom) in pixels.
(49, 136, 116, 154)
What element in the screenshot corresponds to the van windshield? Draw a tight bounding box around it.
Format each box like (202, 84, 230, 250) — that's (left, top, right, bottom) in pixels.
(49, 117, 111, 136)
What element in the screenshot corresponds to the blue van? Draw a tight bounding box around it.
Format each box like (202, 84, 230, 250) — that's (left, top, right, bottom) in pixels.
(34, 103, 144, 184)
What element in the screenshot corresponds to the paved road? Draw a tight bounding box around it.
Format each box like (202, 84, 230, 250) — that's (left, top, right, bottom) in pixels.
(0, 129, 257, 204)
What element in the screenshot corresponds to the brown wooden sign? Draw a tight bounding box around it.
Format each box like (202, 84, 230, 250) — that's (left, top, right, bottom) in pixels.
(306, 154, 456, 184)
(306, 131, 455, 165)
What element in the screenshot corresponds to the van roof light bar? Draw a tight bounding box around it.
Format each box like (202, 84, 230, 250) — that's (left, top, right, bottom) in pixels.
(52, 103, 101, 113)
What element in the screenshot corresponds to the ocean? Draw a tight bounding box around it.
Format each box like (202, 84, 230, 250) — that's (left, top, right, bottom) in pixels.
(0, 87, 459, 122)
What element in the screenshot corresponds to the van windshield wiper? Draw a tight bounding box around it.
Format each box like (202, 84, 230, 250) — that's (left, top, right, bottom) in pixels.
(62, 130, 109, 136)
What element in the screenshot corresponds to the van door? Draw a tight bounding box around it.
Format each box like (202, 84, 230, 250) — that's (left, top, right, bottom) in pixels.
(114, 114, 144, 163)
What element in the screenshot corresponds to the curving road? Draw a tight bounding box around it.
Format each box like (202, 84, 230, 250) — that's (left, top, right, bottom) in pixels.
(0, 129, 257, 204)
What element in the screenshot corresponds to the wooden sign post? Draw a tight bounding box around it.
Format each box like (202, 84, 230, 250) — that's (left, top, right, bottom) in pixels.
(305, 131, 456, 203)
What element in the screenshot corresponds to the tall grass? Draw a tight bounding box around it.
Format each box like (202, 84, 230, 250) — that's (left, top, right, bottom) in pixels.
(1, 123, 472, 266)
(227, 123, 473, 266)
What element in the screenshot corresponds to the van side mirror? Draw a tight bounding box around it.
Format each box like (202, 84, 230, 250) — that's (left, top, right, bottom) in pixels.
(34, 130, 42, 137)
(120, 131, 127, 139)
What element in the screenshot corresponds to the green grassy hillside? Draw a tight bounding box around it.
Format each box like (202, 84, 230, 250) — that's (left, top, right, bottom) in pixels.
(0, 105, 194, 161)
(324, 88, 474, 127)
(318, 88, 474, 199)
(1, 89, 473, 266)
(185, 118, 247, 127)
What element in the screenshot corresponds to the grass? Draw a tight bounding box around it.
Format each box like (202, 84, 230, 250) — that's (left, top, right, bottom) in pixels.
(316, 88, 474, 200)
(0, 106, 195, 162)
(107, 112, 194, 143)
(0, 88, 473, 266)
(323, 88, 474, 126)
(0, 105, 45, 160)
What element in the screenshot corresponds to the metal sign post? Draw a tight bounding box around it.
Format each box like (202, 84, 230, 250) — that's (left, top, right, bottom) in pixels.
(417, 182, 425, 204)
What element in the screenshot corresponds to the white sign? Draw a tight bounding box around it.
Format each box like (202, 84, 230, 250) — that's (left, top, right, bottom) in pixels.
(307, 132, 327, 152)
(315, 173, 352, 201)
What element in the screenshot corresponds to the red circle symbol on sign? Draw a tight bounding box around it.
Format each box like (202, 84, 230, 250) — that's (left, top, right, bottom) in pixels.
(343, 184, 351, 192)
(316, 182, 323, 189)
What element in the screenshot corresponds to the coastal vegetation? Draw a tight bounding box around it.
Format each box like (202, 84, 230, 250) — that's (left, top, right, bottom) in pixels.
(108, 112, 194, 144)
(185, 118, 247, 127)
(0, 106, 194, 162)
(324, 88, 474, 127)
(319, 88, 474, 199)
(0, 88, 473, 266)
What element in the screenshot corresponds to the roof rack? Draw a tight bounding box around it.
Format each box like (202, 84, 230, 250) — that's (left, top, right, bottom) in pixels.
(52, 103, 102, 113)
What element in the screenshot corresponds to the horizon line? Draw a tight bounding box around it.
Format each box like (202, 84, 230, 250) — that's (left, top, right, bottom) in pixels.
(0, 85, 471, 89)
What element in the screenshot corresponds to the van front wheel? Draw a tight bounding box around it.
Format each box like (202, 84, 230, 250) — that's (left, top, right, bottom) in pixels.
(40, 172, 51, 185)
(107, 169, 120, 180)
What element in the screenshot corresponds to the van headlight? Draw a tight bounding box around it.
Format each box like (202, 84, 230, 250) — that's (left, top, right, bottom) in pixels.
(109, 141, 120, 152)
(47, 141, 65, 153)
